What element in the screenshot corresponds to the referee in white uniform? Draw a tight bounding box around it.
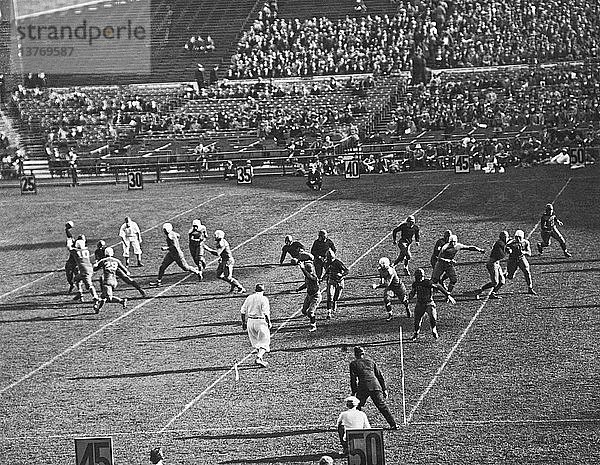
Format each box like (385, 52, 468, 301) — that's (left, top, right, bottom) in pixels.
(241, 283, 272, 367)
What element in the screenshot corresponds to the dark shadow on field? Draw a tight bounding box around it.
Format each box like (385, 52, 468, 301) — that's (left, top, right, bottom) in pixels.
(542, 268, 600, 274)
(178, 426, 334, 441)
(69, 364, 259, 381)
(0, 299, 85, 313)
(271, 338, 398, 354)
(147, 329, 247, 342)
(221, 451, 344, 464)
(1, 310, 97, 323)
(14, 269, 61, 276)
(177, 320, 240, 329)
(538, 304, 600, 310)
(531, 258, 600, 266)
(0, 241, 64, 252)
(176, 294, 259, 304)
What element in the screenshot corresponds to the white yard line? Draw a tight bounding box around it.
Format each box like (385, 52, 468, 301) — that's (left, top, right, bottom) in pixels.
(0, 194, 227, 303)
(406, 177, 573, 423)
(0, 191, 335, 395)
(160, 185, 451, 431)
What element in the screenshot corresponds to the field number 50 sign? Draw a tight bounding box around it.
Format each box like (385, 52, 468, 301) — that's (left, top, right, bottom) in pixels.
(347, 428, 385, 465)
(75, 437, 113, 465)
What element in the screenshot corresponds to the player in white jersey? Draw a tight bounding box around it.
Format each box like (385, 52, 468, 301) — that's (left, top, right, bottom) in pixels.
(71, 236, 100, 305)
(119, 217, 143, 267)
(93, 247, 129, 313)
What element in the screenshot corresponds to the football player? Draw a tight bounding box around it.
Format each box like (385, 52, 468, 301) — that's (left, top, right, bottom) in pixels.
(119, 217, 143, 267)
(371, 257, 410, 321)
(299, 261, 322, 332)
(310, 229, 336, 279)
(93, 247, 129, 313)
(537, 203, 572, 257)
(306, 164, 323, 191)
(151, 223, 202, 286)
(64, 221, 78, 293)
(392, 215, 420, 275)
(71, 236, 100, 305)
(204, 230, 245, 293)
(409, 268, 455, 341)
(478, 231, 509, 299)
(95, 240, 145, 297)
(279, 235, 314, 265)
(188, 219, 208, 279)
(324, 250, 349, 319)
(431, 235, 485, 294)
(506, 229, 537, 295)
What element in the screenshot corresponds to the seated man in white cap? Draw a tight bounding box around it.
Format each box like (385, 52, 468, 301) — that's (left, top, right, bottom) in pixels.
(337, 395, 370, 455)
(151, 223, 202, 286)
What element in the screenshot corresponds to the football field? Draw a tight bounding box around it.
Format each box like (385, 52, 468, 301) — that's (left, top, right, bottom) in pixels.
(1, 166, 599, 464)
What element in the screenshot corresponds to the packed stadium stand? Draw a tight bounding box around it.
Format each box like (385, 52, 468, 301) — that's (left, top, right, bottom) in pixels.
(0, 0, 598, 180)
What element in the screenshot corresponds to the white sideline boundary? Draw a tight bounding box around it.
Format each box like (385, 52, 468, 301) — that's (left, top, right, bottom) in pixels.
(5, 416, 599, 441)
(0, 191, 335, 395)
(406, 177, 573, 423)
(160, 184, 451, 432)
(0, 194, 227, 303)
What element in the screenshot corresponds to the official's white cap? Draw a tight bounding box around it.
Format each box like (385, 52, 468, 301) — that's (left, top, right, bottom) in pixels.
(345, 396, 360, 406)
(214, 230, 225, 239)
(163, 223, 173, 233)
(192, 219, 202, 228)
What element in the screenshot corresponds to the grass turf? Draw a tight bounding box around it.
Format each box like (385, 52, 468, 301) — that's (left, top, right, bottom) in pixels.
(1, 165, 599, 464)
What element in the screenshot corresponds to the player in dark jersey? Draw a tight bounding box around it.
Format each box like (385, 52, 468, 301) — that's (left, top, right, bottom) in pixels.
(93, 247, 129, 313)
(392, 215, 420, 275)
(306, 165, 323, 191)
(506, 229, 537, 295)
(311, 229, 336, 279)
(371, 257, 410, 321)
(431, 235, 485, 294)
(478, 231, 509, 299)
(430, 230, 452, 269)
(408, 268, 455, 341)
(205, 229, 245, 293)
(324, 250, 349, 319)
(280, 235, 314, 265)
(64, 221, 78, 293)
(95, 240, 145, 297)
(299, 261, 322, 332)
(537, 203, 572, 257)
(188, 219, 208, 279)
(151, 223, 202, 286)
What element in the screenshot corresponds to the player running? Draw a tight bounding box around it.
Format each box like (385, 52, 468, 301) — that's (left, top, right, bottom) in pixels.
(324, 250, 349, 319)
(408, 268, 455, 341)
(371, 257, 410, 321)
(119, 217, 143, 267)
(478, 231, 509, 300)
(430, 229, 452, 269)
(93, 247, 129, 313)
(188, 219, 208, 279)
(204, 230, 245, 293)
(537, 203, 572, 257)
(279, 235, 314, 265)
(506, 229, 537, 295)
(311, 229, 336, 279)
(299, 261, 322, 332)
(392, 215, 420, 275)
(71, 236, 100, 305)
(64, 221, 78, 293)
(151, 223, 202, 286)
(95, 240, 146, 297)
(431, 234, 485, 293)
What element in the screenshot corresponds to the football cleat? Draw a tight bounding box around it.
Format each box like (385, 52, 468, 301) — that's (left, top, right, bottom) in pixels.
(308, 324, 317, 332)
(94, 299, 106, 314)
(386, 312, 393, 321)
(149, 280, 161, 287)
(564, 251, 572, 258)
(236, 287, 246, 293)
(255, 358, 269, 367)
(139, 289, 146, 298)
(409, 333, 419, 342)
(528, 288, 538, 296)
(122, 298, 128, 309)
(432, 328, 439, 339)
(72, 294, 83, 302)
(489, 292, 501, 300)
(537, 242, 543, 255)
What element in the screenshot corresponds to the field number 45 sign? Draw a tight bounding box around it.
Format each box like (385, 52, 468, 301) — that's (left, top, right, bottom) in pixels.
(75, 437, 113, 465)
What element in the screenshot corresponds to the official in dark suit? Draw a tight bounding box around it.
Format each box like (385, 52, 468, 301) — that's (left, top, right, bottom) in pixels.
(349, 346, 398, 429)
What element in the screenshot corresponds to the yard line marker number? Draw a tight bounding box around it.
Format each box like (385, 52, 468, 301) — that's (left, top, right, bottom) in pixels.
(161, 184, 451, 431)
(407, 177, 573, 423)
